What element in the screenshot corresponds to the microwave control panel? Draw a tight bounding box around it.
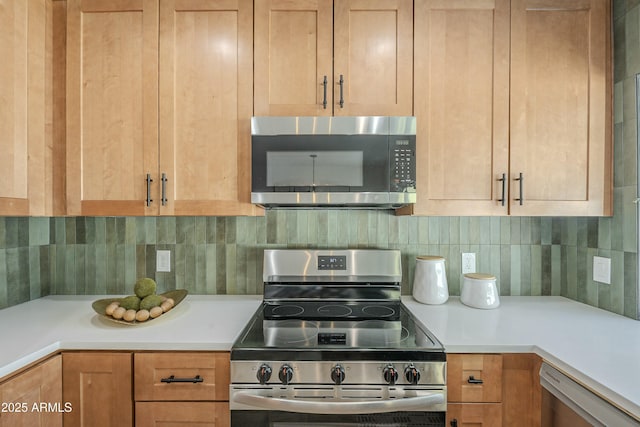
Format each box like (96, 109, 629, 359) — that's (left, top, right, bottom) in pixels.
(390, 138, 416, 192)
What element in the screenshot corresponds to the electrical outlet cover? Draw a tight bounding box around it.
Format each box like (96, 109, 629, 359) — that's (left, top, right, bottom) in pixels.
(593, 256, 611, 285)
(462, 253, 476, 274)
(157, 250, 171, 272)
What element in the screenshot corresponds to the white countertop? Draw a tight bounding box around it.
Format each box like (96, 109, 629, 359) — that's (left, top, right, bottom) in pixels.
(1, 294, 639, 421)
(403, 296, 640, 421)
(0, 295, 262, 380)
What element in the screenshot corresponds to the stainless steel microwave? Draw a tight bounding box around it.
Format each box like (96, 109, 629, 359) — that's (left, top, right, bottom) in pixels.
(250, 116, 416, 208)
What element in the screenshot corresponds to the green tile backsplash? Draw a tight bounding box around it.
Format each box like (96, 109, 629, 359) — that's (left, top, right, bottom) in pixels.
(0, 212, 637, 319)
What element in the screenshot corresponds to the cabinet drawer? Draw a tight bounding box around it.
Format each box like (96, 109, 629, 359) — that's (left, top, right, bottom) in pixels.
(135, 352, 229, 402)
(447, 403, 503, 427)
(448, 354, 502, 403)
(136, 401, 229, 427)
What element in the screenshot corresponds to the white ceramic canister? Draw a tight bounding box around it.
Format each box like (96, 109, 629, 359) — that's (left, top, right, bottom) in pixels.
(460, 273, 500, 309)
(412, 256, 449, 305)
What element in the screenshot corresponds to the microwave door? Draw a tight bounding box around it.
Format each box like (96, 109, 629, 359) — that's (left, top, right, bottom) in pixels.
(267, 152, 314, 187)
(267, 151, 363, 189)
(314, 151, 363, 188)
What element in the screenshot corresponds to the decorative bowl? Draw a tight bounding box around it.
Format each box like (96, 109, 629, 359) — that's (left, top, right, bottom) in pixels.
(92, 289, 188, 325)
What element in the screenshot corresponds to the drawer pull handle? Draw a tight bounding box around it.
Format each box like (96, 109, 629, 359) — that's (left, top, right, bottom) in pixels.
(450, 420, 458, 427)
(161, 375, 203, 384)
(467, 375, 484, 385)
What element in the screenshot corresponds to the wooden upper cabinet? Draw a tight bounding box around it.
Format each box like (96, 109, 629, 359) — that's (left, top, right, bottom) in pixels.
(254, 0, 333, 116)
(0, 0, 50, 216)
(410, 0, 510, 216)
(509, 0, 612, 216)
(66, 0, 159, 216)
(333, 0, 413, 116)
(408, 0, 611, 217)
(66, 0, 258, 216)
(159, 0, 257, 216)
(254, 0, 413, 116)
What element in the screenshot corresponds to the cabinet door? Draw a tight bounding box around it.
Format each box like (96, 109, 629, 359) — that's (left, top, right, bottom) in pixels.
(502, 354, 542, 427)
(66, 0, 159, 216)
(0, 355, 62, 427)
(448, 354, 503, 403)
(62, 352, 133, 427)
(136, 402, 229, 427)
(254, 0, 333, 116)
(333, 0, 413, 116)
(510, 0, 612, 216)
(447, 403, 503, 427)
(0, 0, 48, 216)
(158, 0, 259, 216)
(408, 0, 510, 216)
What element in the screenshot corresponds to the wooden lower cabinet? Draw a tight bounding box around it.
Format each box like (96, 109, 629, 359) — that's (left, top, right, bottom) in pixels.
(61, 351, 230, 427)
(136, 401, 229, 427)
(134, 352, 229, 401)
(502, 354, 543, 427)
(0, 355, 63, 427)
(448, 354, 503, 403)
(447, 353, 542, 427)
(447, 403, 503, 427)
(62, 352, 133, 427)
(134, 352, 230, 427)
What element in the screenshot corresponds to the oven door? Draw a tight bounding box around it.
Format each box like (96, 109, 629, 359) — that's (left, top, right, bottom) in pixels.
(232, 410, 445, 427)
(230, 386, 446, 427)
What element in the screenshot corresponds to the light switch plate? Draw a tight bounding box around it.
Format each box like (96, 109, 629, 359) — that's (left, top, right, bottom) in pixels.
(593, 256, 611, 285)
(157, 250, 171, 272)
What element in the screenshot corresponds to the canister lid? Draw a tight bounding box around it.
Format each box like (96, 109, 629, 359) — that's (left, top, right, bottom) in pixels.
(464, 273, 496, 280)
(416, 255, 445, 261)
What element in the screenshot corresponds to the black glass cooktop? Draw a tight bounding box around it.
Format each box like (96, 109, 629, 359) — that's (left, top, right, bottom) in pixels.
(231, 302, 445, 362)
(262, 300, 401, 321)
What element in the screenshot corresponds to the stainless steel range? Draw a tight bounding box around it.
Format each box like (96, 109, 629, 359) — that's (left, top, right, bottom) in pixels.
(230, 249, 447, 427)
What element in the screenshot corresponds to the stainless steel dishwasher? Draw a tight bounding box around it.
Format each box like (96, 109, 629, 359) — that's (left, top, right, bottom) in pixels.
(540, 362, 639, 426)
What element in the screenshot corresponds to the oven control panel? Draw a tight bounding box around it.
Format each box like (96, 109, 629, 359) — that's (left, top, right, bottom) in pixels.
(231, 360, 446, 386)
(317, 255, 347, 270)
(318, 332, 346, 345)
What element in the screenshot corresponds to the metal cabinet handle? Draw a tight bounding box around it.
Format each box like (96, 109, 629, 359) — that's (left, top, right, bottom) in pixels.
(338, 74, 344, 108)
(450, 420, 458, 427)
(514, 172, 524, 205)
(497, 173, 506, 206)
(161, 375, 203, 384)
(232, 390, 444, 414)
(161, 173, 168, 206)
(322, 75, 328, 109)
(146, 174, 153, 207)
(467, 375, 484, 384)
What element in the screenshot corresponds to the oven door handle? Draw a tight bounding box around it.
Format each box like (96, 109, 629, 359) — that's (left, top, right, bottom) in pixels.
(231, 391, 445, 414)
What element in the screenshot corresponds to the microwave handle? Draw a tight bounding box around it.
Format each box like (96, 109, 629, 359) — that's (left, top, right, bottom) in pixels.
(232, 390, 444, 414)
